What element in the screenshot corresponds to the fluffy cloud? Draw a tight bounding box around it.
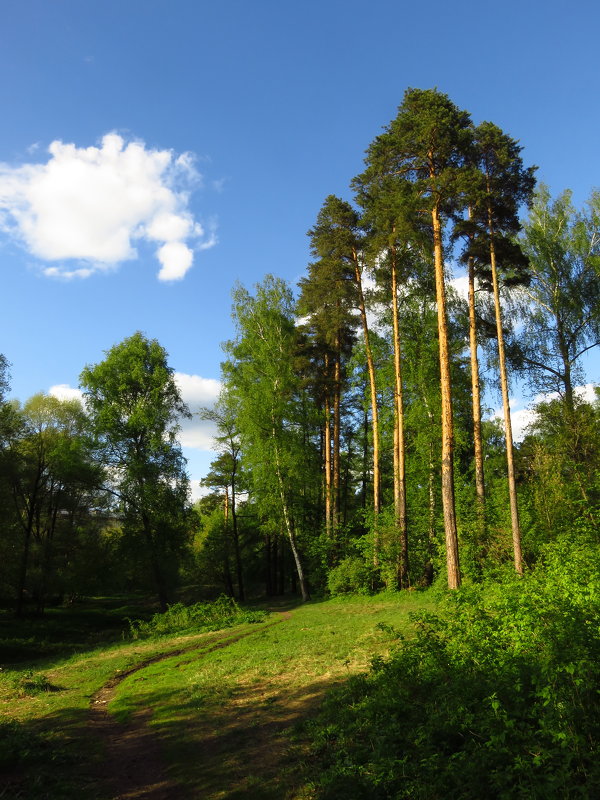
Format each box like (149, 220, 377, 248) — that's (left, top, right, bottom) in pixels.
(174, 372, 221, 409)
(491, 384, 598, 442)
(174, 371, 222, 450)
(49, 384, 85, 403)
(49, 371, 222, 452)
(449, 274, 469, 302)
(0, 133, 216, 281)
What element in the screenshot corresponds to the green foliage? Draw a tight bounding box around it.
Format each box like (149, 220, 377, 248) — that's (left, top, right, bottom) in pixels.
(127, 595, 268, 639)
(81, 332, 193, 609)
(517, 186, 600, 404)
(308, 534, 600, 798)
(326, 556, 375, 596)
(14, 670, 57, 696)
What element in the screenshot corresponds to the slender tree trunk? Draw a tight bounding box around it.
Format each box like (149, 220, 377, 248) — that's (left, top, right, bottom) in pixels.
(557, 323, 575, 415)
(221, 494, 235, 597)
(352, 247, 381, 562)
(467, 237, 486, 547)
(142, 511, 169, 611)
(273, 434, 310, 601)
(37, 503, 59, 614)
(323, 353, 332, 540)
(16, 518, 34, 617)
(15, 468, 42, 617)
(431, 199, 461, 589)
(361, 404, 368, 509)
(230, 467, 245, 602)
(421, 392, 437, 586)
(487, 206, 523, 575)
(342, 430, 352, 527)
(265, 534, 273, 596)
(425, 437, 436, 586)
(390, 247, 409, 588)
(333, 333, 341, 534)
(278, 537, 285, 596)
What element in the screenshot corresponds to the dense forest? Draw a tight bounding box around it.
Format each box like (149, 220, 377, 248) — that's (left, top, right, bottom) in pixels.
(1, 88, 598, 610)
(2, 88, 600, 797)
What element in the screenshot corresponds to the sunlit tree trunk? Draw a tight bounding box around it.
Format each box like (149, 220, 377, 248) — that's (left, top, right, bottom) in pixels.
(323, 353, 332, 540)
(333, 330, 341, 534)
(431, 198, 461, 589)
(351, 249, 380, 510)
(467, 240, 486, 544)
(273, 434, 310, 601)
(390, 247, 409, 587)
(488, 208, 523, 574)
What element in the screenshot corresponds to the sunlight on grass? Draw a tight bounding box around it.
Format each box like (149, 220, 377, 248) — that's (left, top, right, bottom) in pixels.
(0, 592, 436, 799)
(108, 593, 435, 798)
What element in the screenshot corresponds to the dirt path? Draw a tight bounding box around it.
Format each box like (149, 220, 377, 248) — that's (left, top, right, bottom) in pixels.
(88, 613, 292, 800)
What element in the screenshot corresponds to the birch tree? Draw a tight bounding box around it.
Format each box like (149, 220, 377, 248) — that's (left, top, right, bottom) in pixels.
(224, 277, 312, 601)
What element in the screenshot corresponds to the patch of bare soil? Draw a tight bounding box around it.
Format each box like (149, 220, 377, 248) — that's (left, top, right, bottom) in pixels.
(87, 614, 293, 800)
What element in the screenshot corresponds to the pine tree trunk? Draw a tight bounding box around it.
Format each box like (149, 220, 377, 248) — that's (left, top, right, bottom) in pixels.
(431, 200, 461, 589)
(488, 212, 523, 575)
(467, 243, 486, 547)
(390, 247, 409, 587)
(352, 248, 381, 563)
(323, 354, 332, 541)
(333, 333, 341, 535)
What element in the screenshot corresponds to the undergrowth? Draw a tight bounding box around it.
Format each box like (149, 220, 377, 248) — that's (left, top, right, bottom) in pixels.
(127, 595, 268, 639)
(305, 533, 600, 799)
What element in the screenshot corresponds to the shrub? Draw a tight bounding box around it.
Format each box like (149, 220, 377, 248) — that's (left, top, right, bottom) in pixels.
(127, 595, 267, 639)
(308, 534, 600, 798)
(327, 557, 375, 596)
(14, 670, 57, 696)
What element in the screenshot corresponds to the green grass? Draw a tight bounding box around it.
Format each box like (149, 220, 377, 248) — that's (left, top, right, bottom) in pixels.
(0, 595, 152, 665)
(109, 592, 435, 797)
(0, 591, 436, 799)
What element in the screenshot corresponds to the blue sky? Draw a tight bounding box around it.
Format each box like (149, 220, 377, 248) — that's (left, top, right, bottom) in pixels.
(1, 0, 599, 496)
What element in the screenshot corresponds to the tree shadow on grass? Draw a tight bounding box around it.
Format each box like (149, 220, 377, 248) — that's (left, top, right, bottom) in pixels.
(0, 707, 103, 800)
(112, 674, 345, 799)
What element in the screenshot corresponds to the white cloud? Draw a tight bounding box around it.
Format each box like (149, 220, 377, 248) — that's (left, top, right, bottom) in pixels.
(174, 371, 222, 450)
(174, 372, 221, 408)
(157, 242, 194, 281)
(449, 274, 469, 302)
(490, 384, 598, 442)
(49, 383, 85, 403)
(531, 383, 598, 408)
(189, 481, 211, 503)
(178, 422, 219, 450)
(0, 133, 217, 281)
(48, 372, 222, 453)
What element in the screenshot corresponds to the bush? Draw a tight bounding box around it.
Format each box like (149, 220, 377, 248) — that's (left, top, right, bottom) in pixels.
(308, 534, 600, 798)
(327, 557, 375, 596)
(127, 595, 267, 639)
(14, 670, 57, 696)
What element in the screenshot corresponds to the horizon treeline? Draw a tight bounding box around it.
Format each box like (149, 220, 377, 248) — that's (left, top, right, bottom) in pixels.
(1, 88, 599, 612)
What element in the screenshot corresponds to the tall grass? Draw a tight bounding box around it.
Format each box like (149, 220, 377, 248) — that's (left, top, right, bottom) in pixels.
(127, 596, 268, 639)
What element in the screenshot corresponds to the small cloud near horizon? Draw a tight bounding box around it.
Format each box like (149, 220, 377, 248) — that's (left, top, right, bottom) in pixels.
(49, 371, 222, 452)
(491, 383, 598, 441)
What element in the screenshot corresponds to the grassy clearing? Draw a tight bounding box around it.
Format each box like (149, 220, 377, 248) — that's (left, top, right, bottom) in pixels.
(0, 591, 436, 799)
(110, 592, 436, 798)
(0, 595, 273, 800)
